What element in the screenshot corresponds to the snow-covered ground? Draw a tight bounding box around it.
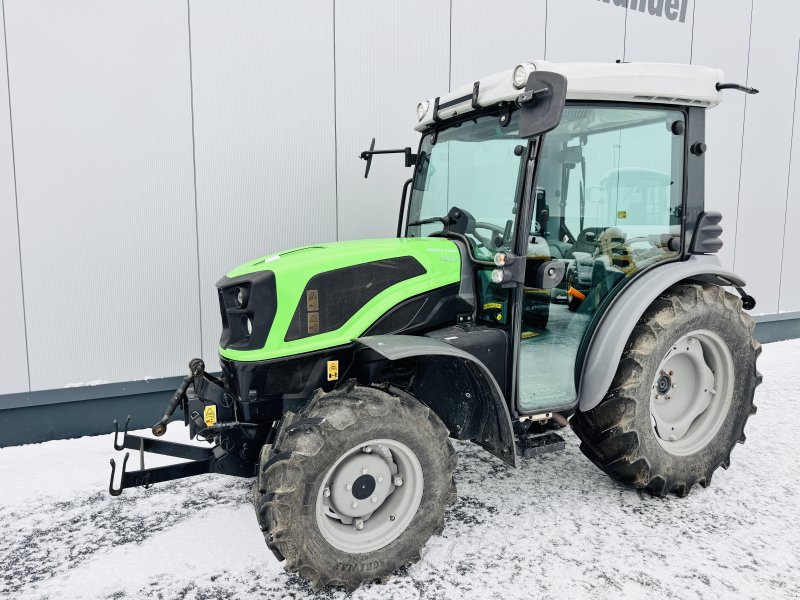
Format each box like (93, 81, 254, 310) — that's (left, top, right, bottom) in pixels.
(1, 339, 799, 600)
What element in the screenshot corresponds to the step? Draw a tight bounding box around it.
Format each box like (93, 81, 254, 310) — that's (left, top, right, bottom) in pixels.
(516, 432, 566, 458)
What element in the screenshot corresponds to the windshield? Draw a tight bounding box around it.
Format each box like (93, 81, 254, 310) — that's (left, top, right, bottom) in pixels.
(406, 111, 527, 261)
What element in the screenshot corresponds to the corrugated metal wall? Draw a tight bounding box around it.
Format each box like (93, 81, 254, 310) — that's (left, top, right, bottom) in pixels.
(0, 0, 797, 397)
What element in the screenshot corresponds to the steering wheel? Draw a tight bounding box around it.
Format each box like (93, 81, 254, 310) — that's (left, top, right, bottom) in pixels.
(473, 221, 507, 249)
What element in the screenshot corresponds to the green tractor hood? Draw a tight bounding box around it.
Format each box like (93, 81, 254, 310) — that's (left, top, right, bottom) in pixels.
(217, 237, 463, 362)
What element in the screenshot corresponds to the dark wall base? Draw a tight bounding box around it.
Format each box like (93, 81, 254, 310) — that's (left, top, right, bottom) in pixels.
(0, 377, 184, 448)
(754, 318, 800, 344)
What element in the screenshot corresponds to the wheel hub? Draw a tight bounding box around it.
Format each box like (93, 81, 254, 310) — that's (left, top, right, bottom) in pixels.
(649, 330, 734, 456)
(316, 438, 424, 553)
(352, 474, 376, 500)
(655, 373, 672, 395)
(326, 450, 395, 520)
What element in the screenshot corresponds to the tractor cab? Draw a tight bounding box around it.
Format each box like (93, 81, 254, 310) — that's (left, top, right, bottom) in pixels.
(405, 61, 731, 415)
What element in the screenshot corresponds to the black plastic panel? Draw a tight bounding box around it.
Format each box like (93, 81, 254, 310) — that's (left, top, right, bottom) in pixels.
(365, 283, 472, 336)
(217, 270, 277, 351)
(284, 256, 427, 342)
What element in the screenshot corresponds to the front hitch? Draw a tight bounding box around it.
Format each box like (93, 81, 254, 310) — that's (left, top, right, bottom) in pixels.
(107, 359, 261, 495)
(108, 412, 219, 496)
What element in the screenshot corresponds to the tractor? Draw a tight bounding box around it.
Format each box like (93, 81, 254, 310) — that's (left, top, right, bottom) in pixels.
(108, 61, 762, 590)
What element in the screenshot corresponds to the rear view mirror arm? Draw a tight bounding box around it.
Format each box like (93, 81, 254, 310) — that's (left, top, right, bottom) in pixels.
(359, 137, 417, 178)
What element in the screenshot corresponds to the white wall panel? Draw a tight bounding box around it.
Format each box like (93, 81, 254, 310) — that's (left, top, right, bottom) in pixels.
(450, 0, 546, 89)
(0, 8, 28, 395)
(190, 0, 337, 367)
(779, 39, 800, 313)
(335, 0, 450, 241)
(546, 0, 626, 62)
(691, 0, 751, 270)
(5, 0, 200, 390)
(624, 0, 693, 63)
(735, 0, 800, 314)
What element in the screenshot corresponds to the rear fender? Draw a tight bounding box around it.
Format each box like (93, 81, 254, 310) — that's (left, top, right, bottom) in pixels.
(577, 254, 748, 412)
(355, 335, 517, 467)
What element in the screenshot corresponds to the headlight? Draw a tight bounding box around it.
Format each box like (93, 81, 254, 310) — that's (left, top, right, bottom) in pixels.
(513, 63, 532, 89)
(493, 252, 509, 267)
(242, 315, 253, 336)
(417, 101, 429, 121)
(491, 268, 506, 284)
(235, 286, 249, 308)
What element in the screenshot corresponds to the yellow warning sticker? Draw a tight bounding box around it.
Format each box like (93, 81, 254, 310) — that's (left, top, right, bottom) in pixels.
(617, 210, 627, 219)
(203, 405, 217, 427)
(327, 360, 339, 381)
(483, 302, 502, 310)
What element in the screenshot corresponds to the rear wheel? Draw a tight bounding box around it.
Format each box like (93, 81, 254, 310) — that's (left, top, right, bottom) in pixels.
(572, 283, 761, 497)
(253, 382, 457, 590)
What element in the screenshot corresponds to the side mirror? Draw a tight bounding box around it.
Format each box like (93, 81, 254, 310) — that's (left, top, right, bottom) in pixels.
(518, 71, 568, 138)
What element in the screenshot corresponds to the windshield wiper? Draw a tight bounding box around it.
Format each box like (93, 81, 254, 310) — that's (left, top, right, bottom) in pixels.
(408, 216, 448, 227)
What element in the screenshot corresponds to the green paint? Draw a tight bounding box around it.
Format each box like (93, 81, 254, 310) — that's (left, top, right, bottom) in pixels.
(219, 237, 461, 362)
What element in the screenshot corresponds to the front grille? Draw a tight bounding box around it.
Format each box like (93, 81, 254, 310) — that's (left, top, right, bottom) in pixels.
(217, 269, 277, 351)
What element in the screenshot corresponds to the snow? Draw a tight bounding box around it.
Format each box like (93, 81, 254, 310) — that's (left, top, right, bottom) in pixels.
(1, 339, 799, 600)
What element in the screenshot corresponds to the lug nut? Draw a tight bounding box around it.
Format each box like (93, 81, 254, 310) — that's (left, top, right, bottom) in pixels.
(394, 476, 403, 487)
(362, 467, 368, 474)
(363, 445, 372, 453)
(352, 501, 358, 509)
(371, 496, 378, 503)
(377, 475, 384, 483)
(711, 389, 717, 396)
(355, 519, 364, 530)
(323, 487, 330, 497)
(345, 483, 352, 491)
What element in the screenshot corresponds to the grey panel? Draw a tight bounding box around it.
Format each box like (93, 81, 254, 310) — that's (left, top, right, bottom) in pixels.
(624, 0, 693, 63)
(780, 38, 800, 313)
(578, 255, 745, 412)
(189, 1, 337, 369)
(546, 0, 626, 62)
(734, 0, 800, 314)
(691, 0, 751, 270)
(450, 0, 546, 89)
(335, 0, 449, 242)
(0, 8, 28, 395)
(5, 1, 200, 390)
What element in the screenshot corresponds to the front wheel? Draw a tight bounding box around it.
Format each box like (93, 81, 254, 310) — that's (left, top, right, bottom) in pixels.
(253, 383, 457, 590)
(572, 283, 762, 497)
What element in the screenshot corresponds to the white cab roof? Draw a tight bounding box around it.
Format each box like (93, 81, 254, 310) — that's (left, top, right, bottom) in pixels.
(415, 60, 724, 131)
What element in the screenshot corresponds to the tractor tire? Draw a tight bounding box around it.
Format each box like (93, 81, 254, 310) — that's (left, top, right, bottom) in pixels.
(253, 381, 457, 591)
(571, 283, 761, 497)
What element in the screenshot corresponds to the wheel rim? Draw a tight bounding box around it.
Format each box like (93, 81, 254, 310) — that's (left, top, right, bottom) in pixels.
(649, 329, 734, 456)
(315, 438, 424, 553)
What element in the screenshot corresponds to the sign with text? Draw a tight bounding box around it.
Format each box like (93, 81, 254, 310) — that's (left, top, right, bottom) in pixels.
(597, 0, 691, 23)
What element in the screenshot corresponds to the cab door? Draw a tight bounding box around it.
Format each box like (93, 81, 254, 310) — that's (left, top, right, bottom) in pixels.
(516, 103, 687, 414)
